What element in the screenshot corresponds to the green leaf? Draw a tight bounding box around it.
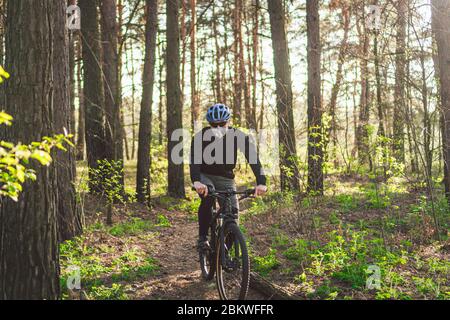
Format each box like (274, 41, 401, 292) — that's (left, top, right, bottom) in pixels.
(30, 150, 52, 165)
(0, 111, 13, 125)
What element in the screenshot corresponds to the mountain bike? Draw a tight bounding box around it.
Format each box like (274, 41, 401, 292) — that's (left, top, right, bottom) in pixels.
(197, 187, 255, 300)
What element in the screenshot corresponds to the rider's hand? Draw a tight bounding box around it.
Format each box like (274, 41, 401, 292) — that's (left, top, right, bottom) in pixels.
(254, 185, 267, 197)
(194, 181, 208, 197)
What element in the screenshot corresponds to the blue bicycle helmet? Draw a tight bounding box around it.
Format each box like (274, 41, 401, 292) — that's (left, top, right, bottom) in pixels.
(206, 103, 231, 123)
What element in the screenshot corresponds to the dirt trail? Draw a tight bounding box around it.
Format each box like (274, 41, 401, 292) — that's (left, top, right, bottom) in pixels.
(133, 209, 264, 300)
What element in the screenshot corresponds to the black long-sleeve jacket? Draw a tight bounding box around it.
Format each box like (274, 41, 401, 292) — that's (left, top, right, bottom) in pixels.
(189, 127, 267, 185)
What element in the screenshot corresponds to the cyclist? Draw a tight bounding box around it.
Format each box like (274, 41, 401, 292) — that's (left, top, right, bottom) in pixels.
(190, 103, 267, 252)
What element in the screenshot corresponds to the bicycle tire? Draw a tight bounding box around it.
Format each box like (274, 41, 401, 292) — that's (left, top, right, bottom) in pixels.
(215, 222, 250, 300)
(199, 224, 216, 281)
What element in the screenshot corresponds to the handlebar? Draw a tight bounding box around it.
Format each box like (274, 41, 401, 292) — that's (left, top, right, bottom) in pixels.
(191, 186, 256, 200)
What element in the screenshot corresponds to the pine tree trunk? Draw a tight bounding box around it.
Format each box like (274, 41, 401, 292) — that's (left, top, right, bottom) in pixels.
(232, 0, 242, 125)
(251, 0, 260, 131)
(431, 0, 450, 201)
(356, 5, 371, 166)
(181, 0, 186, 99)
(157, 30, 165, 145)
(166, 0, 186, 198)
(79, 0, 107, 191)
(327, 6, 350, 167)
(393, 0, 407, 163)
(420, 50, 432, 178)
(100, 0, 123, 166)
(76, 39, 86, 160)
(55, 0, 81, 242)
(190, 0, 199, 130)
(238, 1, 252, 130)
(306, 0, 323, 194)
(374, 31, 385, 138)
(137, 0, 158, 204)
(212, 3, 222, 103)
(268, 0, 300, 191)
(0, 0, 62, 299)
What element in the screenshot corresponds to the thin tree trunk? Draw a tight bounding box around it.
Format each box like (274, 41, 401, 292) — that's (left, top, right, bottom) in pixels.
(306, 0, 323, 194)
(137, 0, 158, 204)
(252, 0, 260, 131)
(239, 1, 253, 129)
(432, 0, 450, 201)
(166, 0, 185, 198)
(130, 40, 137, 159)
(157, 31, 165, 145)
(356, 4, 370, 166)
(181, 0, 186, 99)
(374, 31, 385, 137)
(76, 39, 85, 160)
(79, 0, 107, 191)
(327, 5, 350, 167)
(55, 0, 81, 242)
(420, 51, 432, 178)
(118, 0, 129, 161)
(232, 0, 242, 125)
(268, 0, 300, 191)
(190, 0, 199, 129)
(393, 0, 407, 163)
(100, 0, 123, 165)
(212, 3, 222, 103)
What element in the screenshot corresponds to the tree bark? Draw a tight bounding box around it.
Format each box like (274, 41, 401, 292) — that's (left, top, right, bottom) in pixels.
(100, 0, 123, 165)
(0, 0, 62, 299)
(190, 0, 199, 130)
(76, 39, 85, 160)
(431, 0, 450, 201)
(327, 5, 350, 168)
(79, 0, 107, 191)
(166, 0, 186, 198)
(238, 1, 253, 130)
(157, 30, 165, 145)
(232, 0, 242, 125)
(306, 0, 323, 194)
(251, 0, 260, 131)
(393, 0, 407, 163)
(55, 0, 81, 242)
(268, 0, 300, 191)
(137, 0, 158, 204)
(212, 3, 222, 103)
(355, 3, 371, 166)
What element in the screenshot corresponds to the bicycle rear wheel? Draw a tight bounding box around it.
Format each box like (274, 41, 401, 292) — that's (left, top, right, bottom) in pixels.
(199, 226, 216, 281)
(216, 222, 250, 300)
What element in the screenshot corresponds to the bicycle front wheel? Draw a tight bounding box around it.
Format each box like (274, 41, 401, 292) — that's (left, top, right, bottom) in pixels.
(216, 222, 250, 300)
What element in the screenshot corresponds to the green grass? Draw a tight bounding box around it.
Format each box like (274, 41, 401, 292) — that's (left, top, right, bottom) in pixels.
(60, 231, 159, 300)
(252, 248, 280, 277)
(332, 263, 367, 289)
(108, 217, 154, 236)
(88, 283, 129, 300)
(335, 194, 359, 212)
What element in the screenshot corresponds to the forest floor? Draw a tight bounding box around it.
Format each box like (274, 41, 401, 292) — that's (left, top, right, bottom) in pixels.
(61, 164, 450, 300)
(60, 192, 264, 300)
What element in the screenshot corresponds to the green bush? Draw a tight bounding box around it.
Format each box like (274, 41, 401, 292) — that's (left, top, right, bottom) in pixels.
(253, 249, 280, 276)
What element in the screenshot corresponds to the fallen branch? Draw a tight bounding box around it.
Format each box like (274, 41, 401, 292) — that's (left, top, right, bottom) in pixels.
(249, 272, 303, 300)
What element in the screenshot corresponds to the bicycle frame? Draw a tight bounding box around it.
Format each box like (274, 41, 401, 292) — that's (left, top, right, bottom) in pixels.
(207, 189, 254, 269)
